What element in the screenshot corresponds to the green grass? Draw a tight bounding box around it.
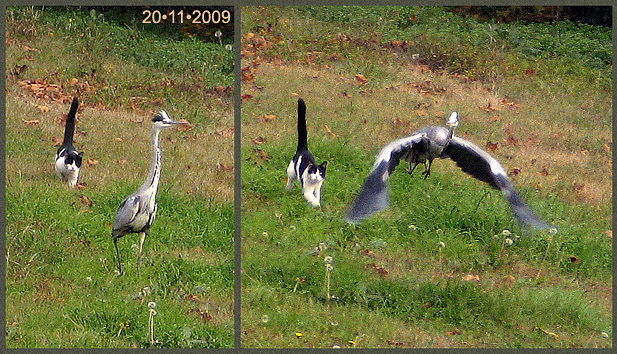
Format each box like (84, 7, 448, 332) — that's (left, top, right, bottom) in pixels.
(240, 6, 611, 348)
(5, 7, 233, 348)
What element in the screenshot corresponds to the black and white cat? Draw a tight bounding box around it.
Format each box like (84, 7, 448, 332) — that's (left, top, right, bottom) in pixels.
(55, 97, 83, 188)
(286, 98, 327, 207)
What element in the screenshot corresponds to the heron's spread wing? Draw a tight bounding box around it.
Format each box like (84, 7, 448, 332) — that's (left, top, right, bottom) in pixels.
(346, 133, 427, 223)
(444, 137, 554, 231)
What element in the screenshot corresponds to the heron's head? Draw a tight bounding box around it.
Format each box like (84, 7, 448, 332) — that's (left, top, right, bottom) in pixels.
(152, 111, 190, 129)
(445, 111, 459, 128)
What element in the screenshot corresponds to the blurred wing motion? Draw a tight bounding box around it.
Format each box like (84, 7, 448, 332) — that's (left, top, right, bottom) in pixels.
(443, 136, 555, 231)
(345, 133, 427, 223)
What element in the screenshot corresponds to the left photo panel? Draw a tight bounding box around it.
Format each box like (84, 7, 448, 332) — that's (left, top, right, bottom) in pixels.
(5, 6, 234, 348)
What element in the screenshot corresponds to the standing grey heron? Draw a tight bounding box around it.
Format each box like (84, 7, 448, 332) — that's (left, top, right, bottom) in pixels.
(112, 111, 189, 275)
(346, 111, 556, 232)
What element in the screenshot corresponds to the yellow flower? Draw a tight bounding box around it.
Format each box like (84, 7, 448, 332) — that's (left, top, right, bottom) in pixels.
(295, 332, 303, 337)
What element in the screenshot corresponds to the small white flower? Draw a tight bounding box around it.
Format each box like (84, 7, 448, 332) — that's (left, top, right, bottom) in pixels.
(502, 229, 512, 237)
(289, 225, 296, 231)
(148, 301, 157, 309)
(436, 228, 444, 235)
(262, 231, 268, 237)
(601, 332, 609, 339)
(215, 30, 222, 38)
(318, 242, 328, 251)
(324, 256, 333, 264)
(261, 314, 269, 323)
(408, 224, 418, 231)
(438, 241, 446, 248)
(326, 264, 334, 272)
(505, 238, 513, 246)
(225, 44, 233, 51)
(86, 276, 93, 282)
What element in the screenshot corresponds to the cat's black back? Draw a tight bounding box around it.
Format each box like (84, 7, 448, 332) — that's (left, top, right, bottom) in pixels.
(58, 97, 82, 167)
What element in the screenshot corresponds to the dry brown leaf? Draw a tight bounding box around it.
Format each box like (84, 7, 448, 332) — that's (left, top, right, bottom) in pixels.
(80, 195, 93, 206)
(86, 159, 99, 167)
(218, 163, 233, 172)
(354, 74, 368, 84)
(462, 274, 479, 282)
(486, 141, 498, 152)
(22, 119, 40, 126)
(260, 114, 276, 123)
(605, 230, 612, 238)
(252, 136, 266, 145)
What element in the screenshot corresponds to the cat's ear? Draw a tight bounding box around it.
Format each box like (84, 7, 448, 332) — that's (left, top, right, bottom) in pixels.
(320, 161, 327, 170)
(78, 151, 84, 157)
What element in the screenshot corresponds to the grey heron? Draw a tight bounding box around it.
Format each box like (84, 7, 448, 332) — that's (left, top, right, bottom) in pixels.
(55, 97, 83, 188)
(346, 111, 555, 232)
(112, 111, 189, 275)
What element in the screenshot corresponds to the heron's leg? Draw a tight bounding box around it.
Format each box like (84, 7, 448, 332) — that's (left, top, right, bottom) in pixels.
(406, 162, 419, 176)
(113, 237, 123, 276)
(136, 231, 147, 275)
(422, 160, 433, 179)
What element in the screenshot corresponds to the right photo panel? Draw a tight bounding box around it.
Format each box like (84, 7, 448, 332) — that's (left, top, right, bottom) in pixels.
(240, 6, 612, 348)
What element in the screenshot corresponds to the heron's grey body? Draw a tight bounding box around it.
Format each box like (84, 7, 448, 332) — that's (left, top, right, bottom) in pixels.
(112, 111, 188, 275)
(346, 112, 554, 232)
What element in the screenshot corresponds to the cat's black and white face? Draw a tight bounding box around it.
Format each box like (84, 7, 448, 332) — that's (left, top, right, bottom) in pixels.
(304, 161, 327, 184)
(55, 147, 83, 187)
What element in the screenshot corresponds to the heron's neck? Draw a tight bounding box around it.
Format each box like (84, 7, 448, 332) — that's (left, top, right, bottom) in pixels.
(140, 127, 162, 193)
(447, 125, 457, 140)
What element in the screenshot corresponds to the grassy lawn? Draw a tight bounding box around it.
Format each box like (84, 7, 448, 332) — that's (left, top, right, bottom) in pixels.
(240, 6, 611, 348)
(5, 7, 234, 348)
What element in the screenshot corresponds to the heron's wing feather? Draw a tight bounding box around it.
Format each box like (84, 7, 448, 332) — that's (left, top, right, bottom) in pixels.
(444, 137, 554, 230)
(346, 133, 426, 223)
(112, 195, 142, 234)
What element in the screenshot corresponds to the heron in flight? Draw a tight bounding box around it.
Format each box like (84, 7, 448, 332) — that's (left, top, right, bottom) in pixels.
(112, 111, 189, 275)
(346, 112, 555, 232)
